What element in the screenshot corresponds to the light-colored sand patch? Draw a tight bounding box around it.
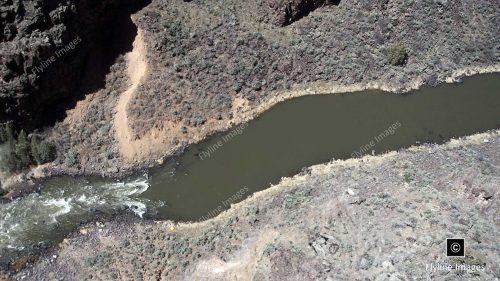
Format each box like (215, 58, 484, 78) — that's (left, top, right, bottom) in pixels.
(445, 64, 500, 83)
(230, 97, 252, 123)
(114, 28, 148, 161)
(187, 229, 279, 281)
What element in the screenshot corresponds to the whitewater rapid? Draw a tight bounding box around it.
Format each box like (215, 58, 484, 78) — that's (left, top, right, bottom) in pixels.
(0, 175, 162, 263)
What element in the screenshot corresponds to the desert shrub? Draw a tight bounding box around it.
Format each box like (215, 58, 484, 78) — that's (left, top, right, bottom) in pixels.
(387, 43, 408, 66)
(64, 149, 79, 166)
(263, 242, 278, 256)
(0, 143, 18, 173)
(0, 130, 32, 173)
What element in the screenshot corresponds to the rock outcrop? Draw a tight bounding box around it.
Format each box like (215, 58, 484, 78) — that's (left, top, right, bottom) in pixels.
(268, 0, 341, 26)
(0, 0, 149, 130)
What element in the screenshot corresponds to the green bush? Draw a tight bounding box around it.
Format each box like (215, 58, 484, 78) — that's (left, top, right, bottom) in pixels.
(0, 143, 23, 173)
(387, 43, 408, 66)
(31, 135, 56, 165)
(0, 123, 15, 144)
(15, 130, 31, 168)
(0, 128, 56, 173)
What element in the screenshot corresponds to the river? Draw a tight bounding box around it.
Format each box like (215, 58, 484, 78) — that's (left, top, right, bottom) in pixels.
(1, 73, 499, 266)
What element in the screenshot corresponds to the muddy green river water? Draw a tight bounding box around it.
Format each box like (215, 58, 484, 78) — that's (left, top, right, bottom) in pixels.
(1, 73, 499, 265)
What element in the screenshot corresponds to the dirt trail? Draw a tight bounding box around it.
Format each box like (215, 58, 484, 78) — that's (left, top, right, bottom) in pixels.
(114, 28, 211, 162)
(113, 29, 149, 161)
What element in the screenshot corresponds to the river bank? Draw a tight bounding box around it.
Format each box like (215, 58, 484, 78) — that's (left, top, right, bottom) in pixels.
(12, 129, 499, 280)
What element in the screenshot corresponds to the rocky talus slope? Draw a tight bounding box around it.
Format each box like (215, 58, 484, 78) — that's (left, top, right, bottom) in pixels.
(15, 130, 499, 280)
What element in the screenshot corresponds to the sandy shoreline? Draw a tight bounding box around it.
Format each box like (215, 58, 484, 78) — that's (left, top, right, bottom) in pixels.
(231, 64, 500, 124)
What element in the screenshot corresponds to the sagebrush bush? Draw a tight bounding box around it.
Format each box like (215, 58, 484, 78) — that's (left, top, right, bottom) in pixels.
(15, 130, 31, 169)
(387, 43, 408, 66)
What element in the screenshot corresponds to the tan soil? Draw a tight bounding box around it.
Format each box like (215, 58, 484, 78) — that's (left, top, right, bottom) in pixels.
(113, 28, 149, 161)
